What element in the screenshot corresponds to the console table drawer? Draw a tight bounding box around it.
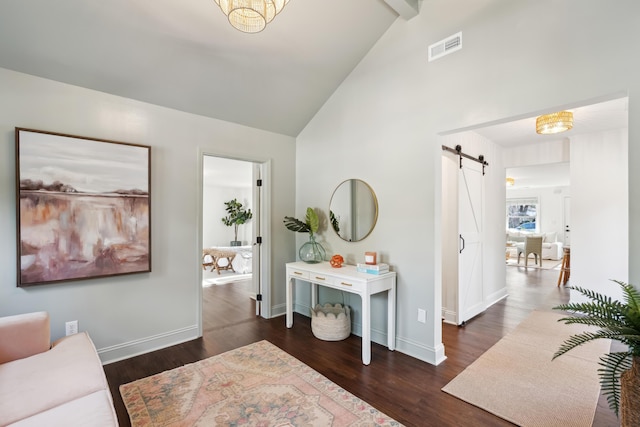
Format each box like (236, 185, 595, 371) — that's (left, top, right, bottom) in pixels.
(308, 273, 334, 286)
(307, 274, 363, 292)
(288, 268, 365, 292)
(333, 278, 363, 292)
(287, 268, 309, 280)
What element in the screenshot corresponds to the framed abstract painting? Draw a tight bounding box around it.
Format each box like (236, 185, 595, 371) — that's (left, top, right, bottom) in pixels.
(15, 128, 151, 286)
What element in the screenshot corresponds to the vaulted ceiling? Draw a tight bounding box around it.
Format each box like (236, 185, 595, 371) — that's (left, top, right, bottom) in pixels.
(0, 1, 626, 145)
(0, 0, 417, 136)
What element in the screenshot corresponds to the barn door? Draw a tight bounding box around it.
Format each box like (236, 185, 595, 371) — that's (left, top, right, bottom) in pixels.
(457, 159, 484, 325)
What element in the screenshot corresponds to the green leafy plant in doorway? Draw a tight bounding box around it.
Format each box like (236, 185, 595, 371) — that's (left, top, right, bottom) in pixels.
(221, 198, 253, 246)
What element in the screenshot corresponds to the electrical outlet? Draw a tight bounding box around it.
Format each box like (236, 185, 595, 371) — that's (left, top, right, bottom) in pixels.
(65, 320, 78, 336)
(417, 309, 426, 324)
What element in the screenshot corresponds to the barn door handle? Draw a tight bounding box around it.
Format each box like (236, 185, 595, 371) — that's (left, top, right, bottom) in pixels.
(459, 234, 465, 254)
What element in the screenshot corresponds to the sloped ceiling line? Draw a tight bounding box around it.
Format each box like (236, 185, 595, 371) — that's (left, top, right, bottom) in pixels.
(384, 0, 420, 19)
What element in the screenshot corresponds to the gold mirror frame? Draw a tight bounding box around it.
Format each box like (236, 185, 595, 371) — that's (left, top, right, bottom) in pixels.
(329, 179, 378, 242)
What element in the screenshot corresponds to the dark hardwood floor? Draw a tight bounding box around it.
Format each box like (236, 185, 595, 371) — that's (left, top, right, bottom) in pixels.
(103, 266, 619, 426)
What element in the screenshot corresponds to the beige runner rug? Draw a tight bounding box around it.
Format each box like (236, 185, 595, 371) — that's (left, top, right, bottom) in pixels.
(442, 310, 610, 427)
(121, 340, 403, 426)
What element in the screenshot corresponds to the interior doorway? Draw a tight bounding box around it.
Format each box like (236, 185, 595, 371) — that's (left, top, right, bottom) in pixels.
(200, 155, 265, 333)
(439, 95, 629, 336)
(504, 163, 569, 271)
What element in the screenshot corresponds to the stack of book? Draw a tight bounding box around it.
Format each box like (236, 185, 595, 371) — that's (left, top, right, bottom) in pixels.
(356, 263, 389, 275)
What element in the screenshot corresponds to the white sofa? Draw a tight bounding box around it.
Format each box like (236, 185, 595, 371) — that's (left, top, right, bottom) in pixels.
(507, 230, 563, 261)
(0, 312, 118, 426)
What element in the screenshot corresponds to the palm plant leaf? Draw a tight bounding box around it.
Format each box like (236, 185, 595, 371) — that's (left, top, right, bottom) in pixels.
(567, 285, 617, 305)
(553, 330, 623, 359)
(597, 352, 633, 417)
(556, 315, 620, 327)
(555, 301, 624, 316)
(554, 280, 640, 417)
(554, 287, 624, 317)
(305, 208, 319, 235)
(619, 280, 640, 336)
(283, 216, 310, 233)
(618, 280, 640, 310)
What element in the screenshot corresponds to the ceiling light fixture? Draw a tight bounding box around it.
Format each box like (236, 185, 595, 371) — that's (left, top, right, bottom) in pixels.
(214, 0, 289, 33)
(535, 111, 574, 135)
(506, 177, 515, 186)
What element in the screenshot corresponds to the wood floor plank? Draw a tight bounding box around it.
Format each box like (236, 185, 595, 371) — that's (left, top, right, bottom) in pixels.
(103, 267, 618, 426)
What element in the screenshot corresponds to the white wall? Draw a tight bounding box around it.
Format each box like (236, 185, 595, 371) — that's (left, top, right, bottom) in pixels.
(0, 68, 296, 363)
(503, 139, 570, 169)
(203, 186, 252, 247)
(296, 0, 640, 364)
(203, 157, 253, 248)
(571, 129, 628, 301)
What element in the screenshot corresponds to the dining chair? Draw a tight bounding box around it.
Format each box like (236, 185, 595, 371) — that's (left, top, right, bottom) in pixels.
(517, 236, 543, 267)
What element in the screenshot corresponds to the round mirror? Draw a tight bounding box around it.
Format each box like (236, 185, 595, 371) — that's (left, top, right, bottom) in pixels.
(329, 179, 378, 242)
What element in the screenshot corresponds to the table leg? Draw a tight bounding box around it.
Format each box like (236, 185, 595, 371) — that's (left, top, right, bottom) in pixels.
(286, 277, 293, 328)
(388, 280, 396, 351)
(214, 256, 221, 274)
(361, 295, 371, 365)
(311, 283, 318, 309)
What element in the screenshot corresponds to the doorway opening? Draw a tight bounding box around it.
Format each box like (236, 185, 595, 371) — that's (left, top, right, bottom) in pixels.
(200, 155, 267, 333)
(504, 163, 569, 271)
(438, 95, 629, 353)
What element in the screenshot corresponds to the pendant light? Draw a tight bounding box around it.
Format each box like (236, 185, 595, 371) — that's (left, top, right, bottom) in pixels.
(214, 0, 289, 33)
(536, 111, 574, 135)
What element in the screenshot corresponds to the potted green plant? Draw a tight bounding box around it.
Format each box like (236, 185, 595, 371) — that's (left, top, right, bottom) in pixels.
(283, 207, 326, 263)
(553, 280, 640, 426)
(221, 198, 252, 246)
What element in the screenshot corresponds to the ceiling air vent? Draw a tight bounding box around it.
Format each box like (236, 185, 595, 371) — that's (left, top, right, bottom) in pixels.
(428, 32, 462, 62)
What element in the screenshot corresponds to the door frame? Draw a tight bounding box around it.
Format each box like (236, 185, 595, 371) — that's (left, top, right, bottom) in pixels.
(196, 149, 272, 337)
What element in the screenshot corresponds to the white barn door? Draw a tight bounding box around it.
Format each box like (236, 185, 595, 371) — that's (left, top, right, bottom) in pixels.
(457, 159, 484, 325)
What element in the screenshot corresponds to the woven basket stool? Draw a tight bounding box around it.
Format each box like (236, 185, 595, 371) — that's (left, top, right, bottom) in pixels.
(310, 303, 351, 341)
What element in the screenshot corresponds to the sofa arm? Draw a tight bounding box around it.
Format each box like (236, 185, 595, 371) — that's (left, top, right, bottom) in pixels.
(0, 311, 50, 364)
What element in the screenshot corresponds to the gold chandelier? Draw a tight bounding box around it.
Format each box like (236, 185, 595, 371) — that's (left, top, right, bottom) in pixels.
(535, 111, 574, 135)
(214, 0, 290, 33)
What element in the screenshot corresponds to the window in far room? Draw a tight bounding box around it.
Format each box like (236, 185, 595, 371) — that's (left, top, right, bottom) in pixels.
(506, 197, 538, 232)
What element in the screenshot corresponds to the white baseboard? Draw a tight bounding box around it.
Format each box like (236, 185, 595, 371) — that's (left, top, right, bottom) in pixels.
(395, 335, 447, 365)
(442, 308, 457, 325)
(485, 287, 508, 307)
(98, 325, 199, 365)
(270, 302, 287, 318)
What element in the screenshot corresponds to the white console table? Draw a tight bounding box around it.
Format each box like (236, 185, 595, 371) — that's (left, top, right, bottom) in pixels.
(285, 261, 396, 365)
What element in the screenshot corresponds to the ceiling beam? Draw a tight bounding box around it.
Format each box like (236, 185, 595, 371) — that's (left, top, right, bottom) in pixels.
(384, 0, 420, 20)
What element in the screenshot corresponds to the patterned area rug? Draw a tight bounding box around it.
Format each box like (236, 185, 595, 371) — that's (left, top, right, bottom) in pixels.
(120, 340, 403, 426)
